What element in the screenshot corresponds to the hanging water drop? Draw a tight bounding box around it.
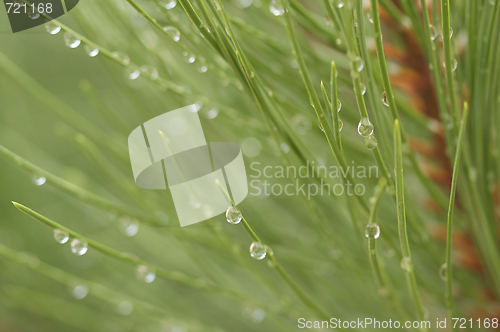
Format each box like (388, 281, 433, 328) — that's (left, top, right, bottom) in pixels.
(429, 24, 438, 41)
(360, 83, 366, 95)
(249, 242, 267, 260)
(197, 63, 208, 73)
(71, 285, 88, 299)
(381, 92, 389, 106)
(269, 0, 284, 16)
(183, 51, 196, 63)
(367, 8, 373, 24)
(140, 65, 159, 80)
(338, 119, 344, 131)
(364, 134, 378, 150)
(439, 263, 447, 281)
(163, 26, 180, 42)
(84, 44, 99, 57)
(364, 223, 380, 239)
(357, 117, 374, 137)
(45, 22, 61, 34)
(449, 27, 453, 38)
(162, 0, 177, 9)
(126, 68, 141, 80)
(451, 58, 457, 71)
(119, 216, 139, 237)
(226, 206, 242, 224)
(400, 257, 413, 272)
(70, 239, 88, 256)
(337, 99, 342, 112)
(64, 33, 81, 48)
(53, 229, 69, 244)
(112, 52, 130, 65)
(336, 0, 345, 8)
(27, 8, 40, 20)
(136, 265, 156, 283)
(32, 175, 46, 186)
(353, 56, 364, 72)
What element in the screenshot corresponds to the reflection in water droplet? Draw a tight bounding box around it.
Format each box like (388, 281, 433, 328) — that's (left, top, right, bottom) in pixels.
(64, 33, 81, 48)
(269, 0, 284, 16)
(357, 117, 374, 137)
(45, 22, 61, 34)
(163, 26, 180, 42)
(381, 92, 389, 106)
(364, 134, 378, 150)
(32, 175, 46, 186)
(364, 223, 380, 239)
(162, 0, 177, 9)
(136, 265, 156, 283)
(54, 229, 69, 244)
(70, 239, 88, 256)
(84, 44, 99, 57)
(119, 216, 139, 237)
(226, 206, 242, 224)
(249, 242, 267, 260)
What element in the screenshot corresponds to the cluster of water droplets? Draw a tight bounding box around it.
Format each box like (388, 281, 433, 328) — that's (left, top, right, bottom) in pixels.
(53, 228, 88, 255)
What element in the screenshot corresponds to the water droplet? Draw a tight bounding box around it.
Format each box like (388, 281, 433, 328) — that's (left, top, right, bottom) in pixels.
(163, 26, 180, 42)
(126, 68, 141, 80)
(449, 27, 453, 38)
(182, 51, 196, 63)
(357, 117, 374, 137)
(234, 0, 254, 9)
(84, 44, 99, 57)
(400, 256, 413, 272)
(367, 8, 373, 23)
(112, 52, 130, 65)
(338, 119, 344, 131)
(352, 56, 364, 72)
(197, 63, 208, 73)
(117, 301, 134, 315)
(251, 308, 266, 323)
(205, 108, 219, 119)
(53, 229, 69, 244)
(226, 206, 242, 224)
(162, 0, 177, 9)
(140, 65, 159, 80)
(381, 92, 389, 106)
(429, 24, 438, 41)
(249, 242, 267, 260)
(451, 58, 457, 71)
(64, 33, 81, 48)
(439, 263, 447, 281)
(337, 99, 342, 112)
(70, 239, 88, 256)
(32, 175, 46, 186)
(365, 223, 380, 239)
(136, 265, 156, 283)
(71, 285, 88, 299)
(364, 134, 378, 150)
(45, 22, 61, 34)
(319, 119, 324, 132)
(119, 216, 139, 237)
(336, 0, 345, 8)
(360, 83, 366, 95)
(28, 8, 40, 19)
(269, 0, 284, 16)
